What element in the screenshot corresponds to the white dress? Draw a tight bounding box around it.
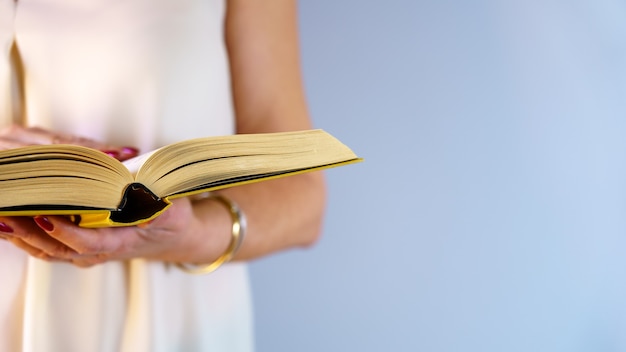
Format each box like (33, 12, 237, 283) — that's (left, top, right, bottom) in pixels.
(0, 0, 254, 351)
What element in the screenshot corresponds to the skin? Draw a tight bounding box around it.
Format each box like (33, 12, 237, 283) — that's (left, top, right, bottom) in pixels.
(0, 0, 326, 268)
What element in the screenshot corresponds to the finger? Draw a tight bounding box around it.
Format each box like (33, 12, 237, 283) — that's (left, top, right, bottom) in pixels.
(0, 124, 58, 145)
(33, 216, 128, 260)
(0, 219, 71, 263)
(0, 217, 79, 260)
(5, 237, 71, 262)
(7, 125, 95, 146)
(27, 127, 139, 160)
(0, 125, 139, 160)
(0, 136, 35, 150)
(1, 216, 100, 266)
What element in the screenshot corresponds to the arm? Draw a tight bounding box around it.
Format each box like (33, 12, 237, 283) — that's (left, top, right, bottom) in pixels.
(173, 0, 325, 262)
(0, 0, 325, 266)
(221, 0, 326, 259)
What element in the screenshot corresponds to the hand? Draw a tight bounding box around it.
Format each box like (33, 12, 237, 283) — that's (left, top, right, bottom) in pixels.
(0, 126, 230, 266)
(0, 124, 139, 161)
(0, 197, 227, 267)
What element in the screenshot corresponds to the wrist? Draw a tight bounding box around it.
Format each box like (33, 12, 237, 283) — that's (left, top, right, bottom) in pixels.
(176, 193, 246, 274)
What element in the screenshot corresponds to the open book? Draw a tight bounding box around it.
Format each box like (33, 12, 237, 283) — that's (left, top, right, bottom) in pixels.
(0, 129, 361, 227)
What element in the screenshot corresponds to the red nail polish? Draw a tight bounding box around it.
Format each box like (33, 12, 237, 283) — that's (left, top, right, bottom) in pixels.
(102, 150, 121, 159)
(0, 222, 13, 233)
(121, 146, 139, 156)
(34, 216, 54, 232)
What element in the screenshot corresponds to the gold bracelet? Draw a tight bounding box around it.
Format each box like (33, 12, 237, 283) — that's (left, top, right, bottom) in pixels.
(176, 193, 246, 275)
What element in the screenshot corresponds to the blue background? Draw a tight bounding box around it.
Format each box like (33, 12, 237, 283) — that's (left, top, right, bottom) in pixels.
(251, 1, 626, 351)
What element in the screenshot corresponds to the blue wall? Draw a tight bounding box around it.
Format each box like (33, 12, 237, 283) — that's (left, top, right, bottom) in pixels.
(251, 1, 626, 351)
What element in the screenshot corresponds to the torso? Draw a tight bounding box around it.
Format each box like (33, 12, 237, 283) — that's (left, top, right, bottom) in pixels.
(0, 1, 253, 350)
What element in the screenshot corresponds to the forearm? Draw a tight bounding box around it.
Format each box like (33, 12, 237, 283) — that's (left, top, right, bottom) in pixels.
(179, 0, 328, 263)
(182, 172, 324, 264)
(224, 171, 326, 260)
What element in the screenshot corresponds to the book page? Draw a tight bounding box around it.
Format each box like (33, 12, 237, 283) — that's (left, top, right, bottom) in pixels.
(122, 149, 158, 176)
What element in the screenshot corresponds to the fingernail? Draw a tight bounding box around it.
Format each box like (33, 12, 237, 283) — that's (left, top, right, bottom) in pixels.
(34, 216, 54, 232)
(121, 146, 139, 156)
(102, 150, 121, 159)
(0, 222, 13, 233)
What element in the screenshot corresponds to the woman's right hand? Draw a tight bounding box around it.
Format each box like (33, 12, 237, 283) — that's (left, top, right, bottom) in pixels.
(0, 124, 139, 161)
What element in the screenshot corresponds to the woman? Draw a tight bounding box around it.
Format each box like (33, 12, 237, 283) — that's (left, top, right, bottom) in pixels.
(0, 0, 325, 350)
